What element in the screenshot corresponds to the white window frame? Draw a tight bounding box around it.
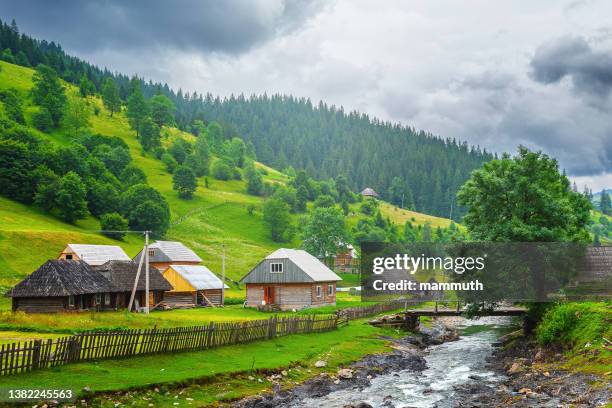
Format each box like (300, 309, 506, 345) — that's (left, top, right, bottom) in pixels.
(68, 295, 75, 308)
(328, 284, 334, 296)
(270, 262, 283, 273)
(316, 285, 322, 297)
(95, 293, 102, 305)
(104, 293, 111, 306)
(148, 249, 156, 257)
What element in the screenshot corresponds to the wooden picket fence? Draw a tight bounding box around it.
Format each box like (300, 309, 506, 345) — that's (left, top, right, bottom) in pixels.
(0, 314, 337, 376)
(336, 300, 407, 324)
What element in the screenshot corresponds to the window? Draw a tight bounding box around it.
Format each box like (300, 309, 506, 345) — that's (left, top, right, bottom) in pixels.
(95, 293, 101, 305)
(328, 284, 334, 296)
(65, 254, 73, 260)
(148, 249, 155, 257)
(68, 295, 75, 308)
(104, 293, 111, 306)
(270, 262, 283, 273)
(316, 285, 322, 297)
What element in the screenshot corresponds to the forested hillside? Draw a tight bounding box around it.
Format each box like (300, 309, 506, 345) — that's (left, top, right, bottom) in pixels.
(0, 18, 493, 220)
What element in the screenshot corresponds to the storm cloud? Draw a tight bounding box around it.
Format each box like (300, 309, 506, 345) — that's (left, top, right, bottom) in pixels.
(531, 35, 612, 100)
(1, 0, 610, 190)
(1, 0, 324, 55)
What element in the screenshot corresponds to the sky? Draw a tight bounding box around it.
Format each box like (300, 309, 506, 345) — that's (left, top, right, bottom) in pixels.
(3, 0, 611, 191)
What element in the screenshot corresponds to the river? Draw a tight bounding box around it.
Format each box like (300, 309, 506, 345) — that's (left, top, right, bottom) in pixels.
(291, 317, 518, 408)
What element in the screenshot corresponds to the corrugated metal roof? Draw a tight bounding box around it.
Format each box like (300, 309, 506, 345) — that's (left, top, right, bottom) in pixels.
(67, 244, 130, 266)
(170, 265, 228, 290)
(266, 248, 342, 282)
(134, 241, 202, 263)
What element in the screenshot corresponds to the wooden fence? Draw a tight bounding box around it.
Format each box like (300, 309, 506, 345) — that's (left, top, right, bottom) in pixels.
(0, 314, 337, 376)
(336, 300, 407, 323)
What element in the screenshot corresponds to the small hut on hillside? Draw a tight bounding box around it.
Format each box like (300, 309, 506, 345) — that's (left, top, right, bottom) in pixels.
(8, 260, 113, 312)
(93, 260, 173, 310)
(241, 248, 342, 310)
(58, 244, 130, 265)
(360, 187, 380, 198)
(162, 265, 228, 307)
(133, 241, 202, 272)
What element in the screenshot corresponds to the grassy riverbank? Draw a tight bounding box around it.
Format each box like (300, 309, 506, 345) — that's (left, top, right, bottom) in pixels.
(0, 316, 402, 407)
(536, 301, 611, 375)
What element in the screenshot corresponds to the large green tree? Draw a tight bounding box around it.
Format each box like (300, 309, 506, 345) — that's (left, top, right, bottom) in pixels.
(457, 147, 591, 242)
(138, 117, 161, 151)
(63, 95, 91, 136)
(120, 184, 170, 235)
(55, 171, 88, 223)
(126, 84, 148, 136)
(172, 165, 197, 199)
(31, 64, 66, 127)
(263, 198, 293, 242)
(101, 77, 121, 117)
(600, 190, 611, 215)
(301, 207, 348, 261)
(149, 94, 175, 127)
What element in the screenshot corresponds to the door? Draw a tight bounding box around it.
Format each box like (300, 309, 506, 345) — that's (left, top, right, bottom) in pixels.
(263, 286, 275, 305)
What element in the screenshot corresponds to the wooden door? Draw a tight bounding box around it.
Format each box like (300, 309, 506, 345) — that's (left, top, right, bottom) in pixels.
(264, 286, 275, 304)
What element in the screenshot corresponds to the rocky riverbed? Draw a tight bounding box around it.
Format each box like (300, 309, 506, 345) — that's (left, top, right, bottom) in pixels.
(232, 316, 610, 408)
(232, 320, 458, 408)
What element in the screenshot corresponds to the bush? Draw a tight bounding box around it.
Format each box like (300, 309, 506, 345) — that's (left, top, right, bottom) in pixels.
(536, 303, 608, 347)
(212, 160, 232, 181)
(100, 213, 128, 240)
(32, 107, 53, 132)
(161, 152, 177, 173)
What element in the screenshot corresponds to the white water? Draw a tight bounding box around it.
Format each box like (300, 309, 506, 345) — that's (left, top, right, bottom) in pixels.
(294, 317, 514, 408)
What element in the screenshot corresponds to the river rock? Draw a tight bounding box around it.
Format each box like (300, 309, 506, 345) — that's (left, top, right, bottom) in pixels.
(314, 360, 327, 368)
(338, 368, 354, 379)
(507, 361, 523, 374)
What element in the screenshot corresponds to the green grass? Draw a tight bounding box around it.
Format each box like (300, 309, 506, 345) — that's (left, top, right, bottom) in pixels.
(336, 272, 360, 287)
(536, 301, 611, 375)
(0, 317, 401, 407)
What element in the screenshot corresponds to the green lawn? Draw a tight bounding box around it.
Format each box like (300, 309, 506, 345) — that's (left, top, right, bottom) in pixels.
(0, 316, 402, 407)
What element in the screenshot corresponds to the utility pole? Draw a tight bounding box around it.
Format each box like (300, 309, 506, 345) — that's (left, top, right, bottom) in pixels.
(145, 230, 150, 314)
(221, 243, 225, 306)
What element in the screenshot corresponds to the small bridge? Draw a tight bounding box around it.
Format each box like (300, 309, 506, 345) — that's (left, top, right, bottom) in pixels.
(370, 303, 527, 331)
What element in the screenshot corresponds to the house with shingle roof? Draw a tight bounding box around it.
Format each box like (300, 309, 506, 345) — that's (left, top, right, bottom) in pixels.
(133, 240, 202, 272)
(162, 265, 229, 307)
(58, 244, 130, 266)
(94, 260, 173, 310)
(8, 260, 113, 312)
(241, 248, 342, 310)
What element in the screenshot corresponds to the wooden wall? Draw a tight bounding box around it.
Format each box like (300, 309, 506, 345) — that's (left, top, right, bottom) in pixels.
(12, 297, 66, 313)
(246, 282, 336, 310)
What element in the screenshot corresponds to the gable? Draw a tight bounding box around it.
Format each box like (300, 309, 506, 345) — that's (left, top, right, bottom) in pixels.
(241, 258, 315, 284)
(163, 267, 196, 292)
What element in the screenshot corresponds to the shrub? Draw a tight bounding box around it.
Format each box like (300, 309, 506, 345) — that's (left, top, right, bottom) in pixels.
(100, 212, 128, 240)
(212, 160, 232, 180)
(32, 107, 53, 132)
(161, 152, 177, 173)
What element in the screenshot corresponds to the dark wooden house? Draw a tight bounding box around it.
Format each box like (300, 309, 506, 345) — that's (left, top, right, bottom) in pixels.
(93, 260, 173, 310)
(241, 249, 342, 311)
(8, 260, 113, 313)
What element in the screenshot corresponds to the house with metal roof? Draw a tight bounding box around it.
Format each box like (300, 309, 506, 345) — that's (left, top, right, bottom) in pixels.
(58, 244, 130, 266)
(8, 260, 114, 312)
(133, 241, 202, 272)
(93, 260, 173, 311)
(241, 248, 342, 310)
(162, 265, 228, 307)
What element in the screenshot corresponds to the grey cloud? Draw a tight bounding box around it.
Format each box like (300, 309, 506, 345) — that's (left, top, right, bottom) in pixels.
(0, 0, 325, 55)
(530, 36, 612, 100)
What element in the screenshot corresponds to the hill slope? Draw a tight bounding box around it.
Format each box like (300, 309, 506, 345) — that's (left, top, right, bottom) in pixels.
(0, 60, 455, 287)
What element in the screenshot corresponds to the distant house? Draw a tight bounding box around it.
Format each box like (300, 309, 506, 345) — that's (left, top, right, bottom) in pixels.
(360, 187, 380, 198)
(8, 260, 173, 313)
(93, 260, 172, 310)
(8, 260, 113, 312)
(133, 241, 202, 272)
(334, 244, 359, 273)
(241, 248, 342, 310)
(58, 244, 130, 265)
(162, 265, 229, 307)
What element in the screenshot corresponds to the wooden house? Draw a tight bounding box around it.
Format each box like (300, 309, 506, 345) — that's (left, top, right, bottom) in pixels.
(58, 244, 130, 265)
(93, 260, 173, 310)
(162, 265, 229, 307)
(360, 187, 380, 198)
(8, 260, 113, 312)
(241, 248, 342, 311)
(133, 240, 202, 272)
(333, 244, 359, 273)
